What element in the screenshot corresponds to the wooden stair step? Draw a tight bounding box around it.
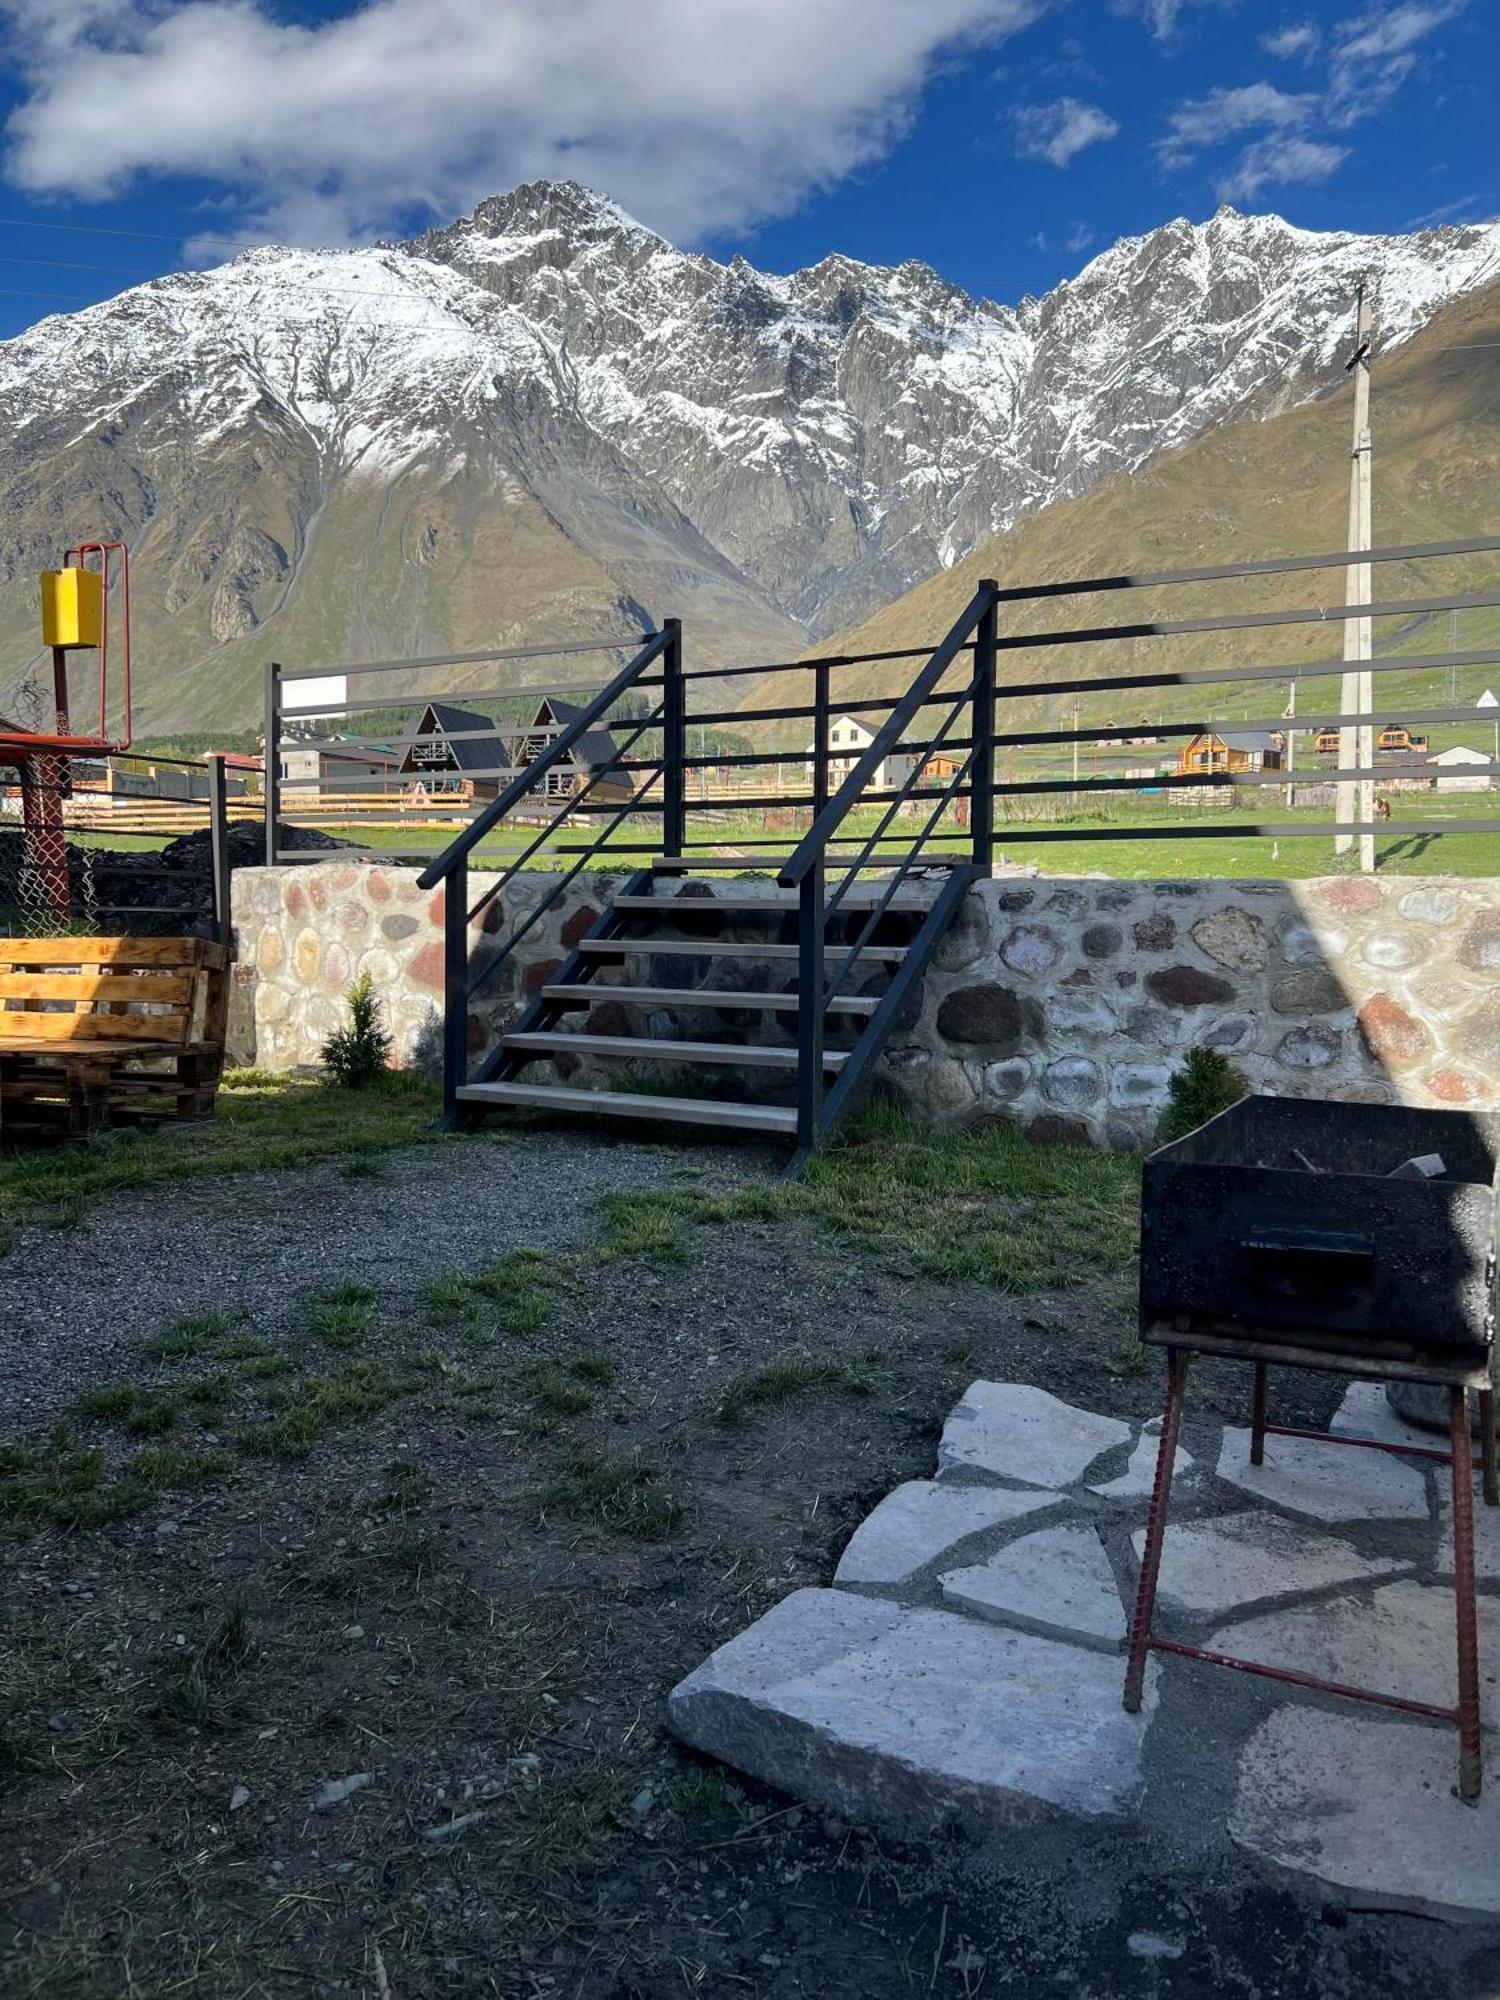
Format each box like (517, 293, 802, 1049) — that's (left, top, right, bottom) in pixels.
(502, 1031, 846, 1070)
(542, 983, 879, 1015)
(455, 1081, 796, 1135)
(579, 938, 907, 964)
(650, 855, 959, 874)
(609, 891, 933, 915)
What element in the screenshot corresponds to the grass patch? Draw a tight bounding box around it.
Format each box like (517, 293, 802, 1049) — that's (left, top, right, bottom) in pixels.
(217, 1335, 272, 1362)
(132, 1446, 232, 1490)
(522, 1363, 595, 1418)
(538, 1450, 685, 1541)
(237, 1359, 401, 1462)
(439, 1247, 566, 1338)
(311, 1281, 376, 1349)
(583, 1110, 1137, 1299)
(570, 1352, 617, 1388)
(597, 1192, 690, 1264)
(799, 1103, 1139, 1294)
(0, 1446, 151, 1531)
(124, 1393, 179, 1437)
(76, 1383, 138, 1419)
(716, 1354, 868, 1424)
(184, 1374, 233, 1409)
(142, 1312, 226, 1362)
(427, 1271, 480, 1324)
(0, 1072, 444, 1233)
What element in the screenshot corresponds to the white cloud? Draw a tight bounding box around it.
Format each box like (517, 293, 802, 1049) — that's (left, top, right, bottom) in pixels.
(1109, 0, 1235, 43)
(1327, 1, 1464, 125)
(1218, 134, 1348, 201)
(1011, 97, 1119, 168)
(0, 0, 1047, 247)
(1160, 1, 1463, 203)
(1261, 21, 1320, 61)
(1158, 82, 1315, 167)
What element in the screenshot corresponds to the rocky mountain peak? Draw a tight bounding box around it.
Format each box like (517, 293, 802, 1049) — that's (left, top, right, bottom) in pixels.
(3, 184, 1500, 727)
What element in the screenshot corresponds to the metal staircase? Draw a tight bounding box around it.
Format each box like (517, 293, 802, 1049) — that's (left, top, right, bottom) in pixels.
(417, 584, 999, 1168)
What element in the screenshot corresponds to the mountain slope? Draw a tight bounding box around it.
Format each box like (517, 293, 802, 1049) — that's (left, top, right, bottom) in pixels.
(749, 274, 1500, 751)
(1, 183, 1498, 733)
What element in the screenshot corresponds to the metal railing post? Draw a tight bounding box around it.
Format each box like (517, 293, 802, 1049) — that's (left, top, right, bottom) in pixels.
(207, 753, 232, 947)
(813, 659, 831, 817)
(263, 661, 281, 867)
(662, 617, 686, 858)
(796, 860, 826, 1155)
(442, 852, 469, 1122)
(971, 580, 998, 872)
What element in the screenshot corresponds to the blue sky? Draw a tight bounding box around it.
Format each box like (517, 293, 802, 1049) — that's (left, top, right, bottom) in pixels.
(0, 0, 1492, 337)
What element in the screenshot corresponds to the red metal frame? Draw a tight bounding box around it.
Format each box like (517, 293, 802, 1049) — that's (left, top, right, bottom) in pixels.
(0, 540, 131, 763)
(1125, 1347, 1495, 1805)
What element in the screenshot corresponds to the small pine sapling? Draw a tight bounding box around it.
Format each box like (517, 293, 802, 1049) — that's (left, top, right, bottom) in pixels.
(1159, 1046, 1248, 1143)
(322, 973, 393, 1089)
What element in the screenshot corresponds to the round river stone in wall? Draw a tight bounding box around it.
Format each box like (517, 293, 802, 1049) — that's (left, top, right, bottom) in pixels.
(1042, 1056, 1102, 1108)
(1399, 887, 1459, 927)
(936, 985, 1026, 1052)
(1145, 965, 1236, 1008)
(1131, 913, 1175, 952)
(1081, 923, 1122, 959)
(1457, 912, 1500, 973)
(1191, 908, 1268, 972)
(1356, 994, 1432, 1069)
(381, 914, 420, 942)
(1269, 968, 1346, 1016)
(1361, 932, 1425, 971)
(1000, 924, 1062, 978)
(1277, 1024, 1342, 1069)
(1202, 1013, 1255, 1052)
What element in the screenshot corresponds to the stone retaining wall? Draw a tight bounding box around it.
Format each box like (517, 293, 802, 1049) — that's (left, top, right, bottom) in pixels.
(230, 863, 1500, 1148)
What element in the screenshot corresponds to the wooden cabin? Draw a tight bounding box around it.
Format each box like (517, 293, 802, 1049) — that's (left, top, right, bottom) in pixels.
(1377, 724, 1429, 756)
(510, 697, 635, 805)
(1176, 728, 1284, 776)
(398, 703, 511, 802)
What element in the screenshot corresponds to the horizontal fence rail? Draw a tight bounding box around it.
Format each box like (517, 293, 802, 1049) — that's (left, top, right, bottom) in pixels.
(260, 530, 1500, 1145)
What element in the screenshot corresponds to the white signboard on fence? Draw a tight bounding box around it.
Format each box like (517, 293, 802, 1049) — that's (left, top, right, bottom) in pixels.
(287, 673, 349, 719)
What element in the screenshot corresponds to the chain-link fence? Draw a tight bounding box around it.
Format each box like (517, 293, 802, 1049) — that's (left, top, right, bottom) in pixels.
(0, 752, 240, 941)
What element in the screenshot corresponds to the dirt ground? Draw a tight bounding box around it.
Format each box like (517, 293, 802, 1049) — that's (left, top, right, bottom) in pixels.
(2, 1120, 1498, 1999)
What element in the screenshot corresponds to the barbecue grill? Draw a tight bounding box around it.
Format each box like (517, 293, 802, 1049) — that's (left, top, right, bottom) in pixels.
(1124, 1096, 1499, 1802)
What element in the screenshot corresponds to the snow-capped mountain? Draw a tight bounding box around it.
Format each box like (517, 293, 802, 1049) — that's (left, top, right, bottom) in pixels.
(1, 180, 1498, 728)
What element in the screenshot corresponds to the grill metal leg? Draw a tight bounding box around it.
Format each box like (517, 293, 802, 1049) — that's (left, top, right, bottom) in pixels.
(1250, 1363, 1269, 1468)
(1450, 1386, 1483, 1804)
(1479, 1386, 1498, 1509)
(1124, 1347, 1190, 1715)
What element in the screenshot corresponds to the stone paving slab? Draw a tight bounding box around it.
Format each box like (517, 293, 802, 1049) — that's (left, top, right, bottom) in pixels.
(833, 1479, 1058, 1587)
(1089, 1416, 1192, 1501)
(1435, 1491, 1500, 1582)
(1218, 1424, 1430, 1523)
(937, 1381, 1130, 1489)
(1331, 1381, 1438, 1451)
(1214, 1580, 1500, 1717)
(1231, 1706, 1500, 1917)
(1129, 1510, 1412, 1620)
(667, 1586, 1158, 1833)
(940, 1524, 1126, 1650)
(669, 1376, 1500, 1919)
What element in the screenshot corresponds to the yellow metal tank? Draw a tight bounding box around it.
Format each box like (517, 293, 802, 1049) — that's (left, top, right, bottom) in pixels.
(40, 566, 103, 650)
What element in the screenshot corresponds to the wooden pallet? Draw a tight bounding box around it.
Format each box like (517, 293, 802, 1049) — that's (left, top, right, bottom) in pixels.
(0, 935, 230, 1135)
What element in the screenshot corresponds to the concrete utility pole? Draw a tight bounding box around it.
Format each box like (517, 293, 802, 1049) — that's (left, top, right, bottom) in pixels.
(1335, 283, 1375, 870)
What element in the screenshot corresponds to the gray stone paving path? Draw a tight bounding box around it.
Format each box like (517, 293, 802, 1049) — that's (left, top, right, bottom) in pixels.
(669, 1371, 1500, 1917)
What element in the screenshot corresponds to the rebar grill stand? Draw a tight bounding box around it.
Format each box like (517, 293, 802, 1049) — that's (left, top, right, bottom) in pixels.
(1123, 1343, 1497, 1804)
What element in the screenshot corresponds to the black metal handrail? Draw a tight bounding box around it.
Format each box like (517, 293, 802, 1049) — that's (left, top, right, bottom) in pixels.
(402, 620, 681, 1118)
(415, 624, 674, 891)
(771, 580, 1000, 1158)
